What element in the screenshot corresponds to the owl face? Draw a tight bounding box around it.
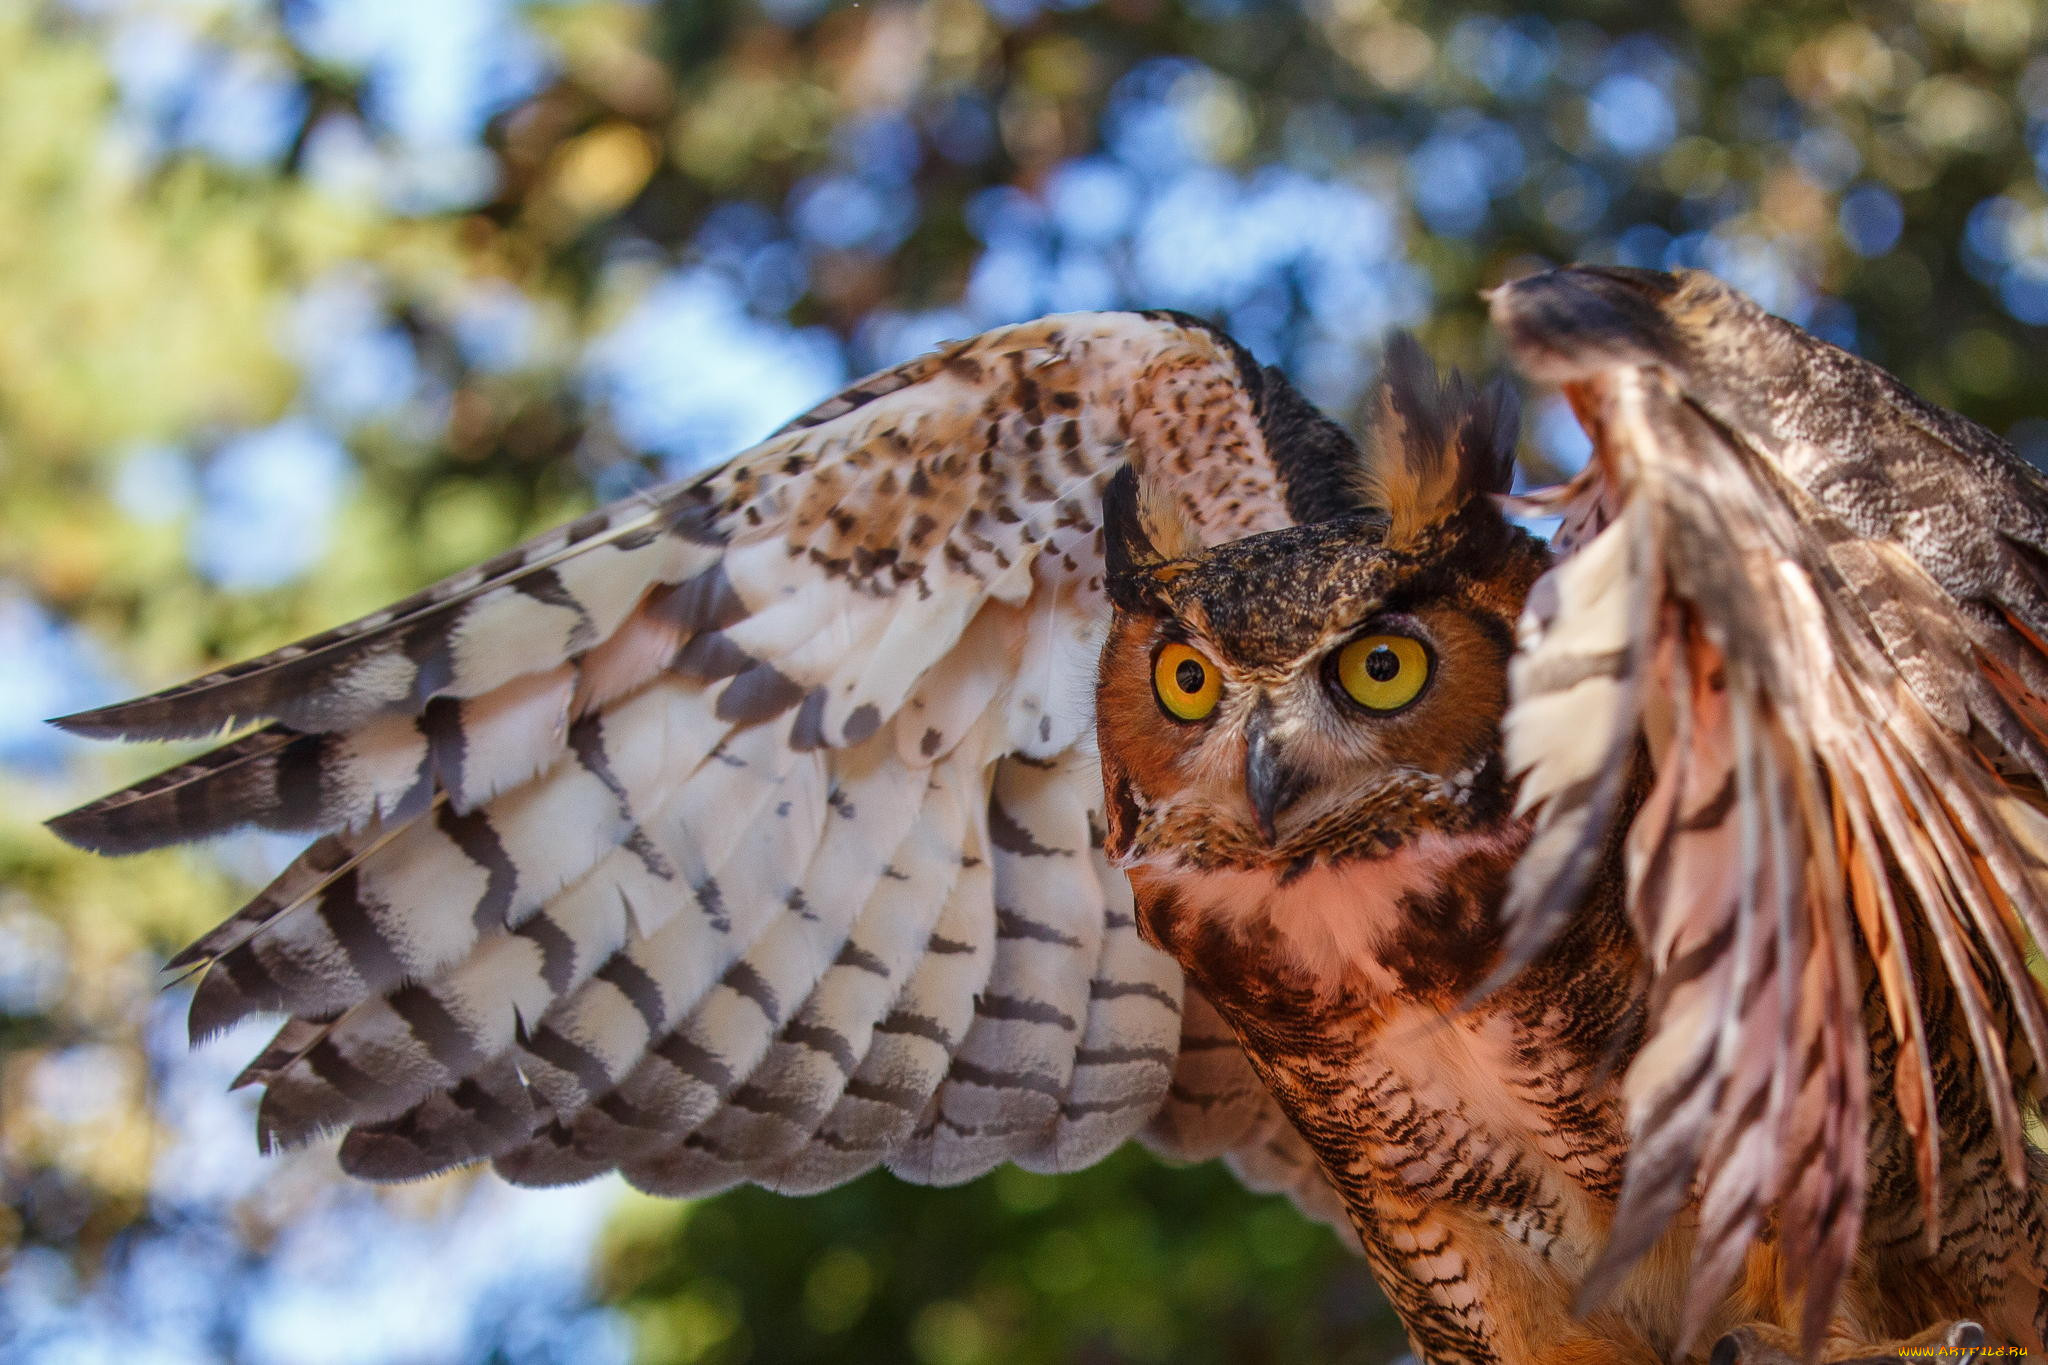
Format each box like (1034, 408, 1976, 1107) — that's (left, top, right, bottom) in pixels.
(1096, 496, 1549, 875)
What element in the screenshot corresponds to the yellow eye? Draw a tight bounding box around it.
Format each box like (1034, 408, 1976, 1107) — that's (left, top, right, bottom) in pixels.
(1153, 643, 1222, 721)
(1335, 634, 1430, 712)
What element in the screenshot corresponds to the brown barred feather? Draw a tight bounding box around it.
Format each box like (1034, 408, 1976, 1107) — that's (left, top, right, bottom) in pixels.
(52, 500, 711, 743)
(50, 310, 1356, 1238)
(1495, 265, 2048, 1353)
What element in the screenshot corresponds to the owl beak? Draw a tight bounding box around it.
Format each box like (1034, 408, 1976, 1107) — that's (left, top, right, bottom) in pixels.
(1243, 706, 1306, 845)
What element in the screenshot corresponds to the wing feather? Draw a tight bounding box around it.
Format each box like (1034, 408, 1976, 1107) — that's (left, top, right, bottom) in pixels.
(891, 755, 1110, 1183)
(53, 504, 710, 743)
(1494, 266, 2048, 1349)
(1029, 843, 1181, 1173)
(53, 311, 1350, 1226)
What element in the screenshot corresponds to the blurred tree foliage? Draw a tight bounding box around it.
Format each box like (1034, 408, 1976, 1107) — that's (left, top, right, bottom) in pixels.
(600, 1152, 1390, 1365)
(4, 0, 2048, 1361)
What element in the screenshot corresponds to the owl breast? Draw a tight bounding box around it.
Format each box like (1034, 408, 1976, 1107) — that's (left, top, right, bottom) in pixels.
(1127, 823, 1656, 1365)
(1127, 822, 1528, 1005)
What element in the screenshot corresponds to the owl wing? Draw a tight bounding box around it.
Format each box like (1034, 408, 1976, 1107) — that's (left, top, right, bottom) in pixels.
(1490, 266, 2048, 1347)
(49, 310, 1347, 1226)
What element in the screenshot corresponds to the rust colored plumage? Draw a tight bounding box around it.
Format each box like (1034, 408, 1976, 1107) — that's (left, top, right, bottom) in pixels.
(47, 276, 2048, 1363)
(1490, 267, 2048, 1356)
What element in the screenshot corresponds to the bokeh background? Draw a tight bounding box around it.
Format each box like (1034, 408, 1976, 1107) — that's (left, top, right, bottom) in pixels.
(4, 0, 2047, 1361)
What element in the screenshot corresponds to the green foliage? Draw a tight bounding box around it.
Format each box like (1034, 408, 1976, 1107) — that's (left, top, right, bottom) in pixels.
(600, 1149, 1393, 1365)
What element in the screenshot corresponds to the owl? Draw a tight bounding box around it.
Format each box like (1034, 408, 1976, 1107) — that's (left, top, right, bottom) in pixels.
(49, 266, 2048, 1365)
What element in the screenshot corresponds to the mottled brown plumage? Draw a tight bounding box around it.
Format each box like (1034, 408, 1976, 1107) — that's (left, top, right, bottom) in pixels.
(1093, 290, 2048, 1362)
(47, 274, 2048, 1364)
(1492, 267, 2048, 1357)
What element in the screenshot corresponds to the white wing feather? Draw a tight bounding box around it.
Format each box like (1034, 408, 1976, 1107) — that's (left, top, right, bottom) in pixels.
(54, 311, 1345, 1235)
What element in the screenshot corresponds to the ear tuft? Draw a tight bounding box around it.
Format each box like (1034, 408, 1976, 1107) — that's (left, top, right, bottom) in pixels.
(1102, 464, 1201, 612)
(1356, 332, 1521, 550)
(1137, 473, 1203, 563)
(1102, 465, 1153, 586)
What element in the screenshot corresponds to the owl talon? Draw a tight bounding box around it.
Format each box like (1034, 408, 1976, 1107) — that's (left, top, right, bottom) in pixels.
(1707, 1321, 1988, 1365)
(1709, 1326, 1799, 1365)
(1940, 1322, 1984, 1365)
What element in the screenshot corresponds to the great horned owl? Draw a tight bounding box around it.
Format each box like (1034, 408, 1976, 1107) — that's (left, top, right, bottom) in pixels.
(50, 267, 2048, 1363)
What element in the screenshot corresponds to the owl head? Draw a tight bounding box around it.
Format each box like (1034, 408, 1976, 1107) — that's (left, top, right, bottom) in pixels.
(1095, 338, 1550, 879)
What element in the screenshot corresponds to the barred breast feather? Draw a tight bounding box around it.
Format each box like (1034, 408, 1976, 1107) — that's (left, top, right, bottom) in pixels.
(49, 311, 1346, 1226)
(1491, 266, 2048, 1351)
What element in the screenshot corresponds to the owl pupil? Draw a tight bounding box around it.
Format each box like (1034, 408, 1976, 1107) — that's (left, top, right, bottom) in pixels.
(1365, 647, 1399, 682)
(1176, 659, 1206, 693)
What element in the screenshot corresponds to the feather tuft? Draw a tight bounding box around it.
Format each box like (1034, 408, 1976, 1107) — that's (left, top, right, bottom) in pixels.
(1354, 332, 1520, 551)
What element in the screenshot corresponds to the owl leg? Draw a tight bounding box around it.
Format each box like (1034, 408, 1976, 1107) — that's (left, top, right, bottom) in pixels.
(1710, 1318, 1985, 1365)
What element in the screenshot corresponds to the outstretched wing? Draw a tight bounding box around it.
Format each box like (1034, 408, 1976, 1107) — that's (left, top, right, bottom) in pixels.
(1491, 266, 2048, 1348)
(50, 310, 1349, 1224)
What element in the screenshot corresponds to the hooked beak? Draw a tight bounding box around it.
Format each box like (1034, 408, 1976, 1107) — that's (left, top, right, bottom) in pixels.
(1243, 704, 1306, 845)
